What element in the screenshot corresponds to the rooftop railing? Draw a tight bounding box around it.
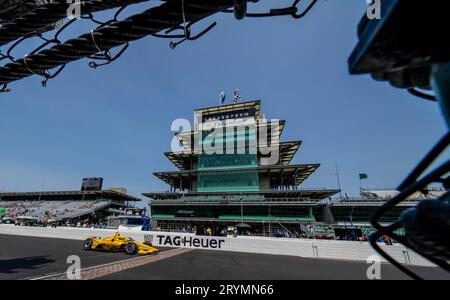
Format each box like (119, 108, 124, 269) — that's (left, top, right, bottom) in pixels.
(332, 195, 437, 203)
(150, 197, 318, 205)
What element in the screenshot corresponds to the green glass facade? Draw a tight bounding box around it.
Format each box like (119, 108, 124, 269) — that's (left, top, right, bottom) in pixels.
(198, 154, 257, 170)
(197, 171, 259, 192)
(151, 206, 315, 222)
(197, 126, 259, 192)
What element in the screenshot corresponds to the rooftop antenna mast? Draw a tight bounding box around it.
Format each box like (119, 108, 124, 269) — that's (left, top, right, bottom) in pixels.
(334, 163, 342, 200)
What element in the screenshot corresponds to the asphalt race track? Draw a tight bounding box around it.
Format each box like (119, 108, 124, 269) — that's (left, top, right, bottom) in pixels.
(1, 234, 449, 280)
(0, 234, 173, 280)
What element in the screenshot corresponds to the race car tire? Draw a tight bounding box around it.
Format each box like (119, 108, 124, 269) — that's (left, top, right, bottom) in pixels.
(125, 242, 138, 255)
(83, 238, 93, 250)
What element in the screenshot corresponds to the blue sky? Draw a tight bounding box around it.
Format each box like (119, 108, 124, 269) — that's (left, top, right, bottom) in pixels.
(0, 0, 447, 203)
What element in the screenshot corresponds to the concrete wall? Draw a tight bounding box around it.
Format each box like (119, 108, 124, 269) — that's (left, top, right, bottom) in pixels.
(0, 225, 434, 267)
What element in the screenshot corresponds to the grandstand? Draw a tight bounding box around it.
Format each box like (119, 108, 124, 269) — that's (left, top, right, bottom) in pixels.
(328, 188, 447, 226)
(0, 188, 141, 225)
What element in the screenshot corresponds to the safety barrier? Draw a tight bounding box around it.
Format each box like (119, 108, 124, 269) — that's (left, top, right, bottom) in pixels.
(0, 225, 435, 267)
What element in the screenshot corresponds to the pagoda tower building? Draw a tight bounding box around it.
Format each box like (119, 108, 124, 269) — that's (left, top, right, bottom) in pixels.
(144, 100, 338, 236)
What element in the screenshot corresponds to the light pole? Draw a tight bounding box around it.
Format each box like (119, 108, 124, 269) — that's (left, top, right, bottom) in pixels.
(240, 195, 244, 224)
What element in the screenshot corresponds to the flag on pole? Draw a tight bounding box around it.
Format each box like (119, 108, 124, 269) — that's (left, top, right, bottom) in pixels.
(233, 89, 241, 103)
(359, 173, 368, 180)
(219, 90, 226, 104)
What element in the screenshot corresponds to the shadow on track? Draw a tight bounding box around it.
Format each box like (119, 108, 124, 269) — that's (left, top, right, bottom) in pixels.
(0, 256, 55, 274)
